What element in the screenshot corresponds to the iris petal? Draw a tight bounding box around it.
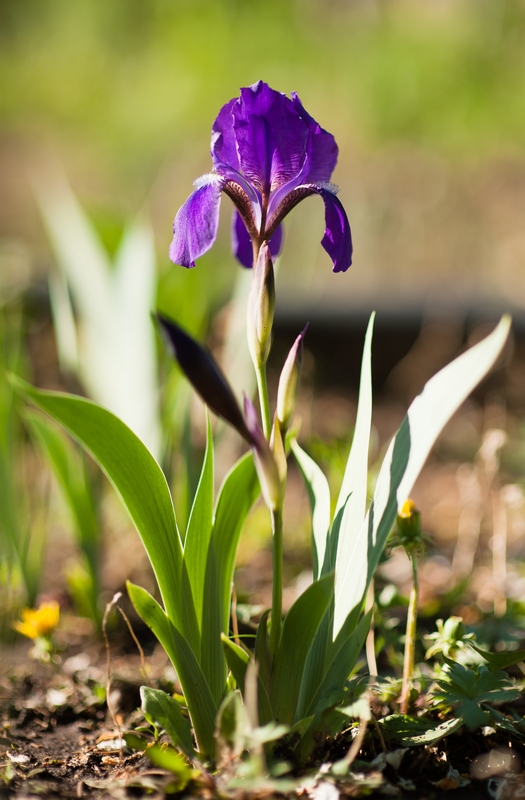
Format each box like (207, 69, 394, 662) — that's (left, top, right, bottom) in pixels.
(233, 81, 308, 197)
(313, 186, 353, 273)
(211, 98, 240, 172)
(169, 175, 223, 268)
(232, 211, 253, 269)
(268, 94, 339, 216)
(291, 93, 338, 184)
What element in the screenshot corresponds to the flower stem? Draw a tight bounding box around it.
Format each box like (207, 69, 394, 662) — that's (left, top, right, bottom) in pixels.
(255, 361, 272, 440)
(269, 506, 283, 658)
(400, 553, 419, 714)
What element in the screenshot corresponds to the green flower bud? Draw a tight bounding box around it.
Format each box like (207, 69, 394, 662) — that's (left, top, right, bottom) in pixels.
(247, 243, 275, 368)
(276, 326, 307, 433)
(244, 396, 281, 511)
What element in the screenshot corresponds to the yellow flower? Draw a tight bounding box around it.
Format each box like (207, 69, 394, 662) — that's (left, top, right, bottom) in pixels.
(13, 601, 60, 640)
(399, 498, 417, 519)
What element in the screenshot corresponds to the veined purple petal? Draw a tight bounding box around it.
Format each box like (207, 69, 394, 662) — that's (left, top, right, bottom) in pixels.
(314, 185, 353, 273)
(232, 212, 283, 269)
(169, 175, 223, 268)
(291, 93, 338, 184)
(211, 98, 240, 172)
(268, 94, 339, 216)
(233, 81, 309, 197)
(268, 222, 283, 259)
(266, 183, 352, 272)
(232, 211, 253, 269)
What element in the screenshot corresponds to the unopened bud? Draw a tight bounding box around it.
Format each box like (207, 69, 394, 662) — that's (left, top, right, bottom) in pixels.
(276, 326, 307, 433)
(396, 499, 423, 553)
(247, 243, 275, 368)
(157, 314, 251, 443)
(270, 414, 288, 490)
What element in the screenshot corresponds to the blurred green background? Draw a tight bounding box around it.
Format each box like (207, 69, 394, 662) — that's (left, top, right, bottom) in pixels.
(2, 0, 525, 314)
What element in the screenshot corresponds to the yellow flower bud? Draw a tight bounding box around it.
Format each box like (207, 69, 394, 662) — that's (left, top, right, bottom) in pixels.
(396, 499, 423, 554)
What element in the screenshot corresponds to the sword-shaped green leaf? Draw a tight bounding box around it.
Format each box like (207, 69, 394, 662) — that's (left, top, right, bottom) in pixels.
(12, 378, 198, 649)
(128, 582, 216, 758)
(333, 316, 511, 636)
(270, 573, 334, 725)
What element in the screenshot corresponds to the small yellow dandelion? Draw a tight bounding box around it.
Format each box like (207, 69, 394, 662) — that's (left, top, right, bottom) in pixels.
(13, 601, 60, 640)
(399, 498, 417, 519)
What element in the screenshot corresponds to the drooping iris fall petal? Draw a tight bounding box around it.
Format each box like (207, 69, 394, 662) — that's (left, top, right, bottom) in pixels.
(169, 176, 223, 268)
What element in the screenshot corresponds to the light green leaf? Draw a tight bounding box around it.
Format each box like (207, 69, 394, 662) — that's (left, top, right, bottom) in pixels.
(12, 378, 198, 647)
(183, 413, 214, 622)
(221, 635, 273, 725)
(140, 686, 196, 761)
(291, 441, 331, 580)
(333, 312, 374, 584)
(270, 573, 334, 725)
(141, 743, 194, 784)
(222, 634, 251, 691)
(198, 453, 259, 704)
(334, 316, 511, 636)
(127, 582, 216, 758)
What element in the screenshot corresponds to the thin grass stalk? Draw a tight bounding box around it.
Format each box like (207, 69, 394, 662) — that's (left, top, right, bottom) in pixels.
(400, 554, 418, 714)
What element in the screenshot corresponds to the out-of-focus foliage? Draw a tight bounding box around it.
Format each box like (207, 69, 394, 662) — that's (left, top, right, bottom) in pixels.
(1, 0, 525, 164)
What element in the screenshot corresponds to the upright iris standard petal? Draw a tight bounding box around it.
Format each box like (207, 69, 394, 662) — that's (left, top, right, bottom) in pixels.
(290, 93, 338, 185)
(211, 98, 241, 172)
(170, 175, 223, 268)
(232, 81, 308, 197)
(170, 80, 352, 272)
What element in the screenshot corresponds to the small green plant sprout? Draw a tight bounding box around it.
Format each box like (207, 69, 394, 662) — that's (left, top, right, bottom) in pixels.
(430, 658, 521, 734)
(12, 600, 60, 661)
(425, 616, 476, 662)
(390, 499, 427, 714)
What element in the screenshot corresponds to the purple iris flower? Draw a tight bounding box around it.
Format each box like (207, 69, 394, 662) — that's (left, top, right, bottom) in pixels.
(169, 80, 352, 273)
